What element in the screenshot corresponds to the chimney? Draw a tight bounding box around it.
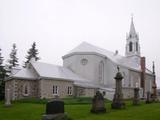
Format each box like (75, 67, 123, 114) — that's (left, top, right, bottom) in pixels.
(140, 57, 146, 96)
(141, 57, 146, 72)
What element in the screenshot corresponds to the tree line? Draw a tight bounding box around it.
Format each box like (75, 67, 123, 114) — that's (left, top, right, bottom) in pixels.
(0, 42, 40, 100)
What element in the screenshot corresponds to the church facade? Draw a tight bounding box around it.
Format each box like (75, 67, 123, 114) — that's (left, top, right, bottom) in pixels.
(5, 18, 156, 100)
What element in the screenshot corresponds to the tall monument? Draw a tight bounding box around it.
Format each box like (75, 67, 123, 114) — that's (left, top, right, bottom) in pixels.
(111, 67, 125, 109)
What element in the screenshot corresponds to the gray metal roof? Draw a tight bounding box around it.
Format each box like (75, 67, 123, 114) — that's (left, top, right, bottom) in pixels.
(63, 42, 152, 74)
(31, 61, 90, 82)
(10, 61, 94, 83)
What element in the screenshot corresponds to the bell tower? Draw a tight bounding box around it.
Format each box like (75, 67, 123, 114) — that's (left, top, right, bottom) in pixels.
(125, 17, 141, 66)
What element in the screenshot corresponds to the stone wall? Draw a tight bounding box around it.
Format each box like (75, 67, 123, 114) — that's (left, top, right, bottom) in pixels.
(39, 79, 74, 99)
(85, 88, 96, 97)
(15, 79, 38, 99)
(73, 86, 96, 97)
(122, 87, 134, 99)
(5, 78, 97, 100)
(5, 79, 38, 100)
(5, 80, 15, 100)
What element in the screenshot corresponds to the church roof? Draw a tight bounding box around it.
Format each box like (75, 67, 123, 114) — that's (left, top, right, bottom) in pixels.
(63, 42, 141, 71)
(10, 68, 37, 80)
(31, 61, 91, 82)
(9, 61, 95, 84)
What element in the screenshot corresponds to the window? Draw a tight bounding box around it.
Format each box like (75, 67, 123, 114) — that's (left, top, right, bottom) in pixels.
(23, 83, 30, 96)
(53, 85, 58, 95)
(136, 42, 138, 51)
(67, 86, 72, 95)
(81, 58, 88, 65)
(129, 42, 133, 52)
(99, 61, 104, 84)
(24, 85, 28, 94)
(129, 34, 132, 38)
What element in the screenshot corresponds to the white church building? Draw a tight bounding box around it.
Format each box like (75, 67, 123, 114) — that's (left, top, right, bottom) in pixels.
(5, 18, 156, 100)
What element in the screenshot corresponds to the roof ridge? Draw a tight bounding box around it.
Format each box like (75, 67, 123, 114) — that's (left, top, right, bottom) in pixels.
(32, 61, 62, 68)
(67, 41, 124, 58)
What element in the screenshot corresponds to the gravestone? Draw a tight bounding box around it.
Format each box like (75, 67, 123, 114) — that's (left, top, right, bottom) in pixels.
(146, 91, 152, 104)
(111, 67, 125, 109)
(42, 98, 68, 120)
(133, 88, 140, 105)
(5, 89, 11, 107)
(90, 91, 106, 113)
(46, 100, 64, 114)
(151, 62, 158, 102)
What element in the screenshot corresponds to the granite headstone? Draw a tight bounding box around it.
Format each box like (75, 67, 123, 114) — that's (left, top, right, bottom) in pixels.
(90, 91, 106, 113)
(42, 99, 68, 120)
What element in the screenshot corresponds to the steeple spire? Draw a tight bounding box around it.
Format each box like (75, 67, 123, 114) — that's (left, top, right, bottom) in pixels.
(129, 16, 136, 37)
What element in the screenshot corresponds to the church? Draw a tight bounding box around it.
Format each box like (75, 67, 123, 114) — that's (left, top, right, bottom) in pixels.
(5, 18, 156, 100)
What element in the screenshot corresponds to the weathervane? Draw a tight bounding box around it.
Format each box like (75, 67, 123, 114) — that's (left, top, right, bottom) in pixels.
(131, 13, 134, 21)
(117, 66, 120, 72)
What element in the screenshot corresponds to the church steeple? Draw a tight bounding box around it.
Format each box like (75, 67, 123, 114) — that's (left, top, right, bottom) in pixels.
(129, 17, 136, 37)
(125, 16, 141, 66)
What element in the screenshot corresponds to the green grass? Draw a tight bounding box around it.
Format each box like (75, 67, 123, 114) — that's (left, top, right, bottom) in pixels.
(0, 99, 160, 120)
(12, 97, 110, 105)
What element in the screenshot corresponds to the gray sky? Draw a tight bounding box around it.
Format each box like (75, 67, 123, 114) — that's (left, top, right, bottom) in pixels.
(0, 0, 160, 86)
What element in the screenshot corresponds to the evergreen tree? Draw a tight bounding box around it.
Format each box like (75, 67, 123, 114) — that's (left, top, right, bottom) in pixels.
(7, 43, 19, 70)
(24, 42, 40, 67)
(0, 48, 7, 100)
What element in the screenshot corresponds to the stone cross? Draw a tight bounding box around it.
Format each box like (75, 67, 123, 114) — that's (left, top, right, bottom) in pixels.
(111, 67, 125, 109)
(5, 89, 11, 107)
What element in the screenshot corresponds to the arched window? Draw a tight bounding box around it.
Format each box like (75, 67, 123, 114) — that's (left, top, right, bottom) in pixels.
(99, 61, 104, 84)
(129, 34, 132, 38)
(136, 42, 138, 51)
(129, 42, 133, 52)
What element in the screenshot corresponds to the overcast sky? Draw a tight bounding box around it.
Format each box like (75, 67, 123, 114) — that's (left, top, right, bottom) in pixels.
(0, 0, 160, 86)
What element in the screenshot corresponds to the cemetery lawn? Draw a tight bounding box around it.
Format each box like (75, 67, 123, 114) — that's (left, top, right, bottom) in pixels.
(0, 100, 160, 120)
